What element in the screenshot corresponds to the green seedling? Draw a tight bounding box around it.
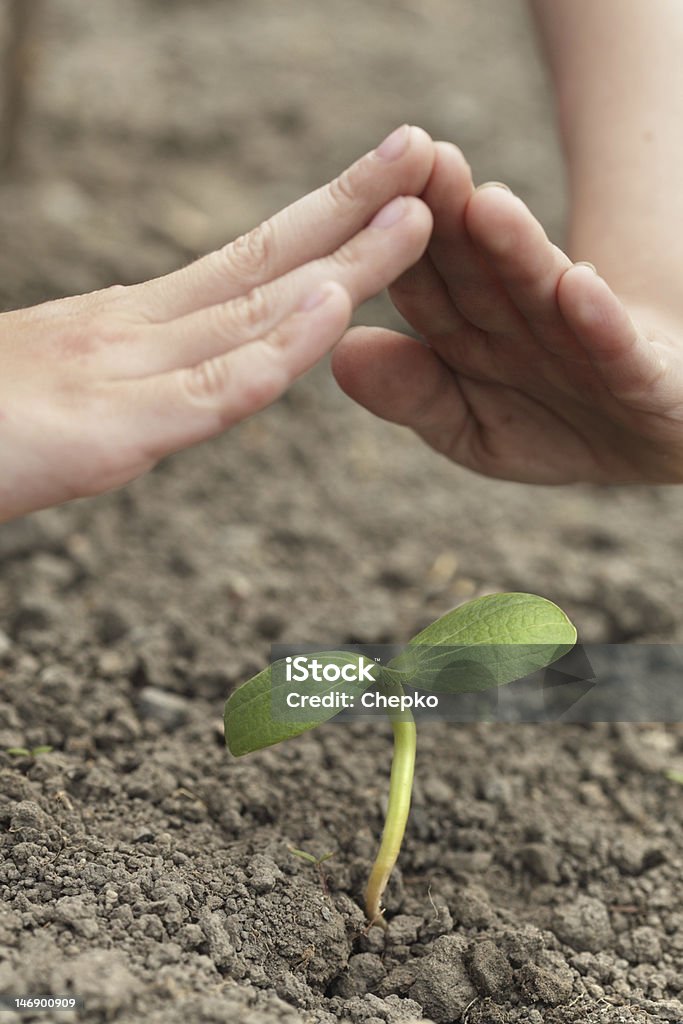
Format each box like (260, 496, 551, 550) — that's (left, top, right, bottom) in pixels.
(289, 846, 335, 895)
(225, 592, 576, 926)
(666, 769, 683, 786)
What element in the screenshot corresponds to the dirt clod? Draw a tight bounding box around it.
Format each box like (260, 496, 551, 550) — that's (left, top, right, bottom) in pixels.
(552, 896, 614, 954)
(408, 935, 477, 1022)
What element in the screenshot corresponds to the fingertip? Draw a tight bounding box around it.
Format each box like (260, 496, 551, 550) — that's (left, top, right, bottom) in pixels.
(421, 141, 474, 220)
(465, 183, 525, 251)
(298, 278, 352, 319)
(432, 140, 472, 178)
(560, 261, 601, 286)
(368, 194, 434, 255)
(325, 278, 354, 312)
(406, 123, 436, 155)
(331, 326, 382, 396)
(556, 266, 655, 398)
(557, 263, 628, 341)
(406, 126, 438, 182)
(331, 280, 354, 331)
(371, 124, 437, 196)
(295, 281, 353, 361)
(405, 194, 435, 236)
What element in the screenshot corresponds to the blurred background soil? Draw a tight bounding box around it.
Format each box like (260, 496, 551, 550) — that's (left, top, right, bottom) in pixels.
(1, 2, 683, 1022)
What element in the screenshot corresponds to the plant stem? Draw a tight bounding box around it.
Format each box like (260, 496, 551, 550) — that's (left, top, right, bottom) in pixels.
(364, 681, 416, 927)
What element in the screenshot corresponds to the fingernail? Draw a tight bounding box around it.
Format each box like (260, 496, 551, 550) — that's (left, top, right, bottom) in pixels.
(475, 181, 512, 193)
(374, 125, 409, 162)
(369, 196, 406, 229)
(574, 261, 597, 274)
(299, 282, 335, 312)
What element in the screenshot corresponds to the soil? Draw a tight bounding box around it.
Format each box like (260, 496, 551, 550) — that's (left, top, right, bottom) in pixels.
(2, 2, 683, 1023)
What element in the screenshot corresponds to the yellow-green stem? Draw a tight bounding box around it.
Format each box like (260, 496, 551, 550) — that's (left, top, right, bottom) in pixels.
(364, 688, 416, 927)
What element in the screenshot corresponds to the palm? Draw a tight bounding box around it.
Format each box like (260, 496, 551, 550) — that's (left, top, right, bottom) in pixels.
(412, 305, 683, 484)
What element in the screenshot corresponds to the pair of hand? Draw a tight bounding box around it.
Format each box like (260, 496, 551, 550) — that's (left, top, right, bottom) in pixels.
(1, 126, 682, 522)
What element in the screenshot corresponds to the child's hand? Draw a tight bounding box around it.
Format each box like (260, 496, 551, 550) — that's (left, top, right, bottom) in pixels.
(0, 126, 433, 522)
(332, 142, 683, 484)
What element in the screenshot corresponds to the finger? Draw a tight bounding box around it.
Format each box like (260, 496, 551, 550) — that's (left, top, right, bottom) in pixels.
(408, 143, 526, 338)
(331, 326, 467, 453)
(557, 265, 666, 400)
(388, 250, 482, 345)
(388, 253, 513, 385)
(331, 327, 587, 481)
(388, 142, 477, 338)
(126, 125, 435, 321)
(110, 195, 433, 378)
(465, 185, 580, 356)
(115, 281, 352, 459)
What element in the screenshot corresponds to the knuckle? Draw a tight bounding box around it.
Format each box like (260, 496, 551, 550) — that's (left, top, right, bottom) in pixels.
(201, 301, 234, 346)
(99, 283, 130, 305)
(56, 315, 131, 360)
(239, 342, 286, 403)
(329, 241, 357, 273)
(180, 346, 282, 430)
(328, 164, 360, 208)
(182, 357, 231, 404)
(61, 283, 130, 315)
(224, 218, 276, 282)
(262, 323, 290, 354)
(232, 286, 271, 332)
(55, 322, 97, 360)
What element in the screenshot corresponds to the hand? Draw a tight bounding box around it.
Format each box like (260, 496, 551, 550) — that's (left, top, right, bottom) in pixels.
(332, 142, 683, 484)
(0, 125, 434, 522)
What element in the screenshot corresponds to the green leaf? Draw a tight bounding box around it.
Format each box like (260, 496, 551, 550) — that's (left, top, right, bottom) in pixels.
(224, 651, 379, 757)
(666, 769, 683, 786)
(289, 847, 319, 864)
(31, 746, 53, 756)
(389, 593, 576, 693)
(289, 846, 335, 866)
(5, 747, 31, 757)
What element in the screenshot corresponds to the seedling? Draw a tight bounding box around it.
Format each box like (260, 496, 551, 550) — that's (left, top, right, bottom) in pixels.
(225, 592, 576, 926)
(289, 846, 335, 895)
(5, 745, 53, 758)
